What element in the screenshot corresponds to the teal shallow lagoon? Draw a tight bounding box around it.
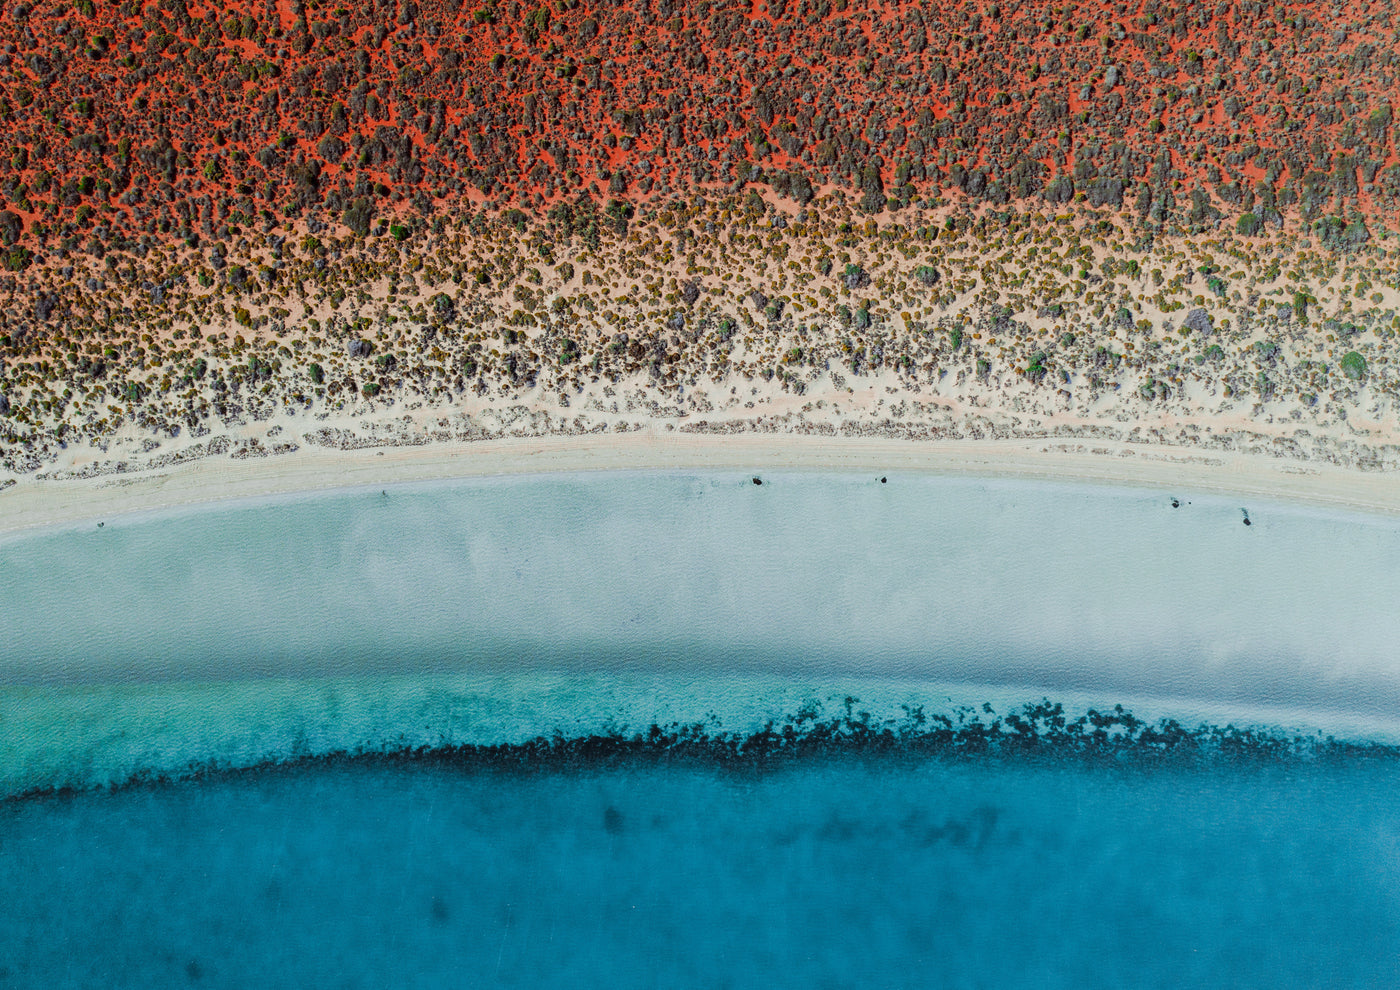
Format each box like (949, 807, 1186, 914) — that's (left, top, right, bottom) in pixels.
(3, 471, 1400, 985)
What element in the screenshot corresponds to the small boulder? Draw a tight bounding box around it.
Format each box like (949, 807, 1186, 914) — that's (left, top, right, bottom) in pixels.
(347, 338, 373, 358)
(1182, 308, 1213, 335)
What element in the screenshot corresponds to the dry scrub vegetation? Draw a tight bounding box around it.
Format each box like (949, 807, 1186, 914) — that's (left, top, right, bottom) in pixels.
(4, 191, 1400, 475)
(2, 1, 1400, 474)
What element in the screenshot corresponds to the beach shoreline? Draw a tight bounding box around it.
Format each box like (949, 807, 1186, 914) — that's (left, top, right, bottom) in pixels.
(7, 426, 1400, 536)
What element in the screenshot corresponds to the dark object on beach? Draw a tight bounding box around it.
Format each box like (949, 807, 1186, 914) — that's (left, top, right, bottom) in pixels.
(1170, 498, 1180, 508)
(752, 477, 763, 486)
(1241, 508, 1252, 526)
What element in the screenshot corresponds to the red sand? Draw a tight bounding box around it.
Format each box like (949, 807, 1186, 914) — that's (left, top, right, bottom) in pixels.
(0, 0, 1396, 254)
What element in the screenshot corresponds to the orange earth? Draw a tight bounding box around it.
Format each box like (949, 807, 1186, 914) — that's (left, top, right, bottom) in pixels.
(0, 0, 1395, 262)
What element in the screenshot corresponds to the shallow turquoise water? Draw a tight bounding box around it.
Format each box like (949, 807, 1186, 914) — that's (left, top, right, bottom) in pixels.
(3, 471, 1400, 984)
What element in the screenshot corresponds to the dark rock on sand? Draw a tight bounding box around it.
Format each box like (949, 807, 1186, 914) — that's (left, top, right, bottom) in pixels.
(1183, 308, 1213, 335)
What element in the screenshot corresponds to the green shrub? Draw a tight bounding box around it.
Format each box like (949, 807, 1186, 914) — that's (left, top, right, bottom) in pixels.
(1340, 351, 1367, 381)
(2, 247, 32, 271)
(913, 264, 939, 286)
(343, 198, 373, 236)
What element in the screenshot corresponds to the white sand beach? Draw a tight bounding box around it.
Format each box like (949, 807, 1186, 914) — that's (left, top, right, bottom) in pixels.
(6, 422, 1400, 536)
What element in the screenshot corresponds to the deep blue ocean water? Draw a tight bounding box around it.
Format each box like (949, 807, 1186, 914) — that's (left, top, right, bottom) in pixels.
(4, 752, 1399, 989)
(3, 471, 1400, 985)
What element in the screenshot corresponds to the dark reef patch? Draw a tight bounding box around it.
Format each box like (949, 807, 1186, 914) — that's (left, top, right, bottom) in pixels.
(10, 698, 1396, 805)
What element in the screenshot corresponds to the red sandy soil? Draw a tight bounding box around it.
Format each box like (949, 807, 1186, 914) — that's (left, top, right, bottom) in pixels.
(0, 0, 1396, 259)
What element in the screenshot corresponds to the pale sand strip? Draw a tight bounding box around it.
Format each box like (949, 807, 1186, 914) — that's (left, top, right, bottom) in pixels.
(6, 428, 1400, 536)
